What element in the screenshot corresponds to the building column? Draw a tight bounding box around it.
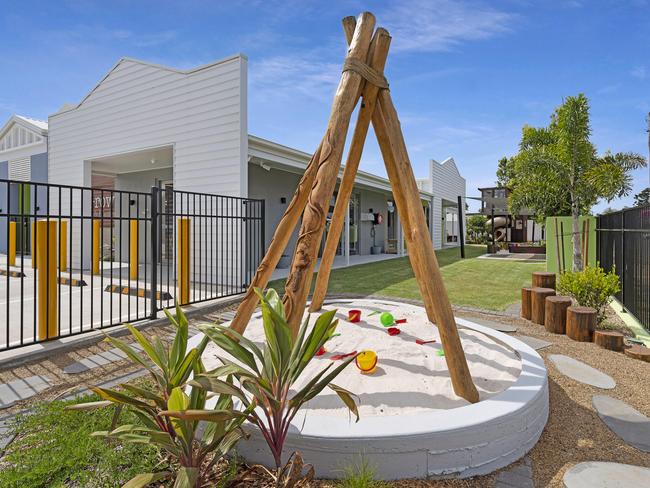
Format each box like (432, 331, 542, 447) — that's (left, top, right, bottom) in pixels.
(397, 212, 404, 256)
(344, 200, 350, 267)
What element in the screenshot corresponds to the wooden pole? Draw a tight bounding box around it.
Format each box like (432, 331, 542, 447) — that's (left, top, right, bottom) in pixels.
(130, 219, 138, 280)
(229, 142, 323, 333)
(310, 28, 391, 312)
(92, 219, 100, 275)
(281, 12, 376, 331)
(342, 17, 478, 403)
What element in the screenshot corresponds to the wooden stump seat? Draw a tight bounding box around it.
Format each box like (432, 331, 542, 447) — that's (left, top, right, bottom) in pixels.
(566, 306, 596, 342)
(532, 271, 556, 290)
(624, 344, 650, 362)
(521, 287, 533, 320)
(544, 295, 572, 334)
(594, 330, 625, 352)
(531, 287, 556, 325)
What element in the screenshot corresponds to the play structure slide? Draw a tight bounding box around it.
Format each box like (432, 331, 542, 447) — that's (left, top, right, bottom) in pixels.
(486, 216, 508, 242)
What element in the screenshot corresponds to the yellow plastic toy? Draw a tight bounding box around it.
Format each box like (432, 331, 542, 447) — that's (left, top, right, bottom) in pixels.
(355, 350, 378, 375)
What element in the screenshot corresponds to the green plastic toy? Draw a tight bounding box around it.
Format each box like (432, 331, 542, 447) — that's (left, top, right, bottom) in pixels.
(380, 312, 395, 327)
(436, 349, 445, 357)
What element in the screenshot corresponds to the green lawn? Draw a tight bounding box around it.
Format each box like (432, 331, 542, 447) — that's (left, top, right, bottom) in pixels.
(270, 245, 545, 311)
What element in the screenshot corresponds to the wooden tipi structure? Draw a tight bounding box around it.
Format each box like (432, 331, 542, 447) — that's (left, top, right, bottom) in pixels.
(229, 12, 479, 403)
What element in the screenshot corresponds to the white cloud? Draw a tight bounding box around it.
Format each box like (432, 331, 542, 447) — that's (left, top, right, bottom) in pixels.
(631, 66, 648, 79)
(380, 0, 517, 53)
(250, 54, 341, 101)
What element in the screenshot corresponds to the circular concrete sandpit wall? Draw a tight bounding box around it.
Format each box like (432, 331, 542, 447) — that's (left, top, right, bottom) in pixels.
(189, 299, 549, 480)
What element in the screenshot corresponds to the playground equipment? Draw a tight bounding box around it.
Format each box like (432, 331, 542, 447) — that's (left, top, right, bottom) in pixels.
(486, 215, 508, 242)
(229, 11, 478, 404)
(190, 11, 548, 480)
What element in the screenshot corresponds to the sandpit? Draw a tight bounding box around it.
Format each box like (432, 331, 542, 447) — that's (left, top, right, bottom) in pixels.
(191, 298, 549, 479)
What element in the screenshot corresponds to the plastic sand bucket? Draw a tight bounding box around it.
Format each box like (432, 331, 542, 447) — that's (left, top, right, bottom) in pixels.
(355, 350, 378, 374)
(348, 309, 362, 323)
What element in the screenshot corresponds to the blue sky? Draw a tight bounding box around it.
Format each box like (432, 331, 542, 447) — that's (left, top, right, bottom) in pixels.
(1, 0, 648, 212)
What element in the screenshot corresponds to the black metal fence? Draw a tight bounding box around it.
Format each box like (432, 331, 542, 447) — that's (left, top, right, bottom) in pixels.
(597, 205, 650, 331)
(0, 179, 264, 351)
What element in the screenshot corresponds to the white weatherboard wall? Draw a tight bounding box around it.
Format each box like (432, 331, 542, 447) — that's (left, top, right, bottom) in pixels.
(419, 158, 466, 250)
(48, 55, 247, 195)
(47, 55, 248, 272)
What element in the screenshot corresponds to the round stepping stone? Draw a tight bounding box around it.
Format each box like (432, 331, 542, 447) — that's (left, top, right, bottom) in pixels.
(592, 395, 650, 452)
(548, 354, 615, 389)
(563, 461, 650, 488)
(517, 335, 552, 351)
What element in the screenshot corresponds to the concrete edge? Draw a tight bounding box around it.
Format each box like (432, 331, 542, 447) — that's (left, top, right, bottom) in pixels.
(0, 294, 244, 370)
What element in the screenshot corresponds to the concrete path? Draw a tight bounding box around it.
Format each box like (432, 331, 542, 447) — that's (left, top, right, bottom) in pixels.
(549, 355, 616, 389)
(0, 375, 53, 409)
(518, 335, 552, 350)
(563, 461, 650, 487)
(495, 457, 534, 488)
(63, 343, 143, 374)
(592, 395, 650, 452)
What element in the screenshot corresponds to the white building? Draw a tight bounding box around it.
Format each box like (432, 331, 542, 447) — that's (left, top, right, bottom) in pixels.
(1, 55, 466, 263)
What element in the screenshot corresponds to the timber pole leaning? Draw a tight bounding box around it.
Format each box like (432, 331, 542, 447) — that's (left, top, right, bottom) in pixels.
(342, 18, 479, 403)
(310, 28, 391, 312)
(229, 141, 323, 334)
(282, 12, 376, 334)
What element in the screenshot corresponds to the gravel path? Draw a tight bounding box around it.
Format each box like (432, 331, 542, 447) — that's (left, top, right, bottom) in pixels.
(2, 299, 649, 487)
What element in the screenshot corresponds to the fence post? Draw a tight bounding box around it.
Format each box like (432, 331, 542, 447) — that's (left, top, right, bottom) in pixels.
(8, 221, 16, 266)
(620, 210, 625, 312)
(150, 187, 159, 319)
(177, 217, 190, 305)
(130, 219, 138, 280)
(37, 219, 58, 340)
(457, 195, 465, 258)
(59, 220, 67, 272)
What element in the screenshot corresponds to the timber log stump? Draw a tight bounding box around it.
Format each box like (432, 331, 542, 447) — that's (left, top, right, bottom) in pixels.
(566, 306, 596, 342)
(531, 287, 556, 325)
(594, 330, 625, 352)
(624, 345, 650, 362)
(521, 287, 533, 320)
(544, 295, 572, 334)
(532, 271, 556, 290)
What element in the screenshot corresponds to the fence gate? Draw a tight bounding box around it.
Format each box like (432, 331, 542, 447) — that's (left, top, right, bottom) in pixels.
(597, 205, 650, 331)
(0, 179, 264, 352)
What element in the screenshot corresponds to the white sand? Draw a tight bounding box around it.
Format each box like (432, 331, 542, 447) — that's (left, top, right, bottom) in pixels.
(202, 300, 521, 417)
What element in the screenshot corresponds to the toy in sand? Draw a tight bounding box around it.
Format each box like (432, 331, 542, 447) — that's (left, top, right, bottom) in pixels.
(356, 350, 378, 374)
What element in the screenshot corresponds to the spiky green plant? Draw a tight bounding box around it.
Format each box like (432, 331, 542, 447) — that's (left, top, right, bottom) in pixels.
(186, 289, 359, 476)
(68, 306, 247, 488)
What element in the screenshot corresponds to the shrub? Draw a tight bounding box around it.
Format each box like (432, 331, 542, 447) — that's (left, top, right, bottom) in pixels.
(68, 306, 247, 488)
(191, 288, 359, 482)
(557, 265, 620, 324)
(337, 456, 389, 488)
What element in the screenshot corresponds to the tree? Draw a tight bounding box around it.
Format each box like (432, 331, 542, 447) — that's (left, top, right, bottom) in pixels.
(466, 214, 488, 243)
(496, 157, 516, 187)
(634, 187, 650, 207)
(508, 94, 646, 271)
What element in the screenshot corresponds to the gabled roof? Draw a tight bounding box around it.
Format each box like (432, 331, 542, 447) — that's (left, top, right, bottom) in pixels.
(433, 156, 463, 178)
(0, 114, 48, 140)
(52, 54, 246, 116)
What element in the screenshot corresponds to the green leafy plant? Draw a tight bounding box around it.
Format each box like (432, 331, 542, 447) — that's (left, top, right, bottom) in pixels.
(68, 306, 247, 488)
(188, 288, 359, 483)
(557, 265, 620, 324)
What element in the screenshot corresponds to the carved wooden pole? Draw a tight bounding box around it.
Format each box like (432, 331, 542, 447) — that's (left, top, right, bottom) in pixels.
(310, 28, 391, 312)
(229, 143, 323, 334)
(342, 19, 479, 403)
(282, 12, 376, 333)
